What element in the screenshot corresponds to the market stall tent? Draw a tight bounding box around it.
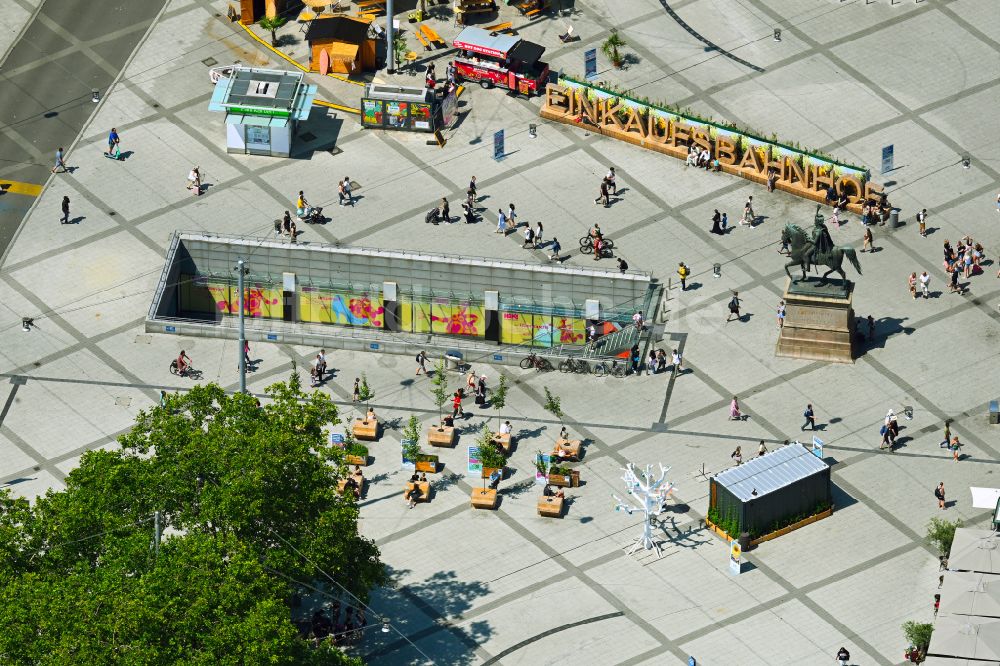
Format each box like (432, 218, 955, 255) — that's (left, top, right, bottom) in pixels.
(928, 615, 1000, 662)
(940, 572, 1000, 619)
(950, 530, 1000, 575)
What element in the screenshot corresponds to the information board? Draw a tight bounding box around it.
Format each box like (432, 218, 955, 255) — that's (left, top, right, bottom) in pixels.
(585, 48, 597, 80)
(493, 129, 504, 161)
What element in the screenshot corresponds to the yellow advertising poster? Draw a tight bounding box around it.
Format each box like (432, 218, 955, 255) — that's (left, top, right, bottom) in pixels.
(301, 289, 383, 327)
(400, 299, 431, 333)
(242, 284, 282, 319)
(553, 316, 587, 346)
(300, 288, 334, 324)
(501, 311, 535, 346)
(206, 280, 234, 314)
(431, 301, 485, 337)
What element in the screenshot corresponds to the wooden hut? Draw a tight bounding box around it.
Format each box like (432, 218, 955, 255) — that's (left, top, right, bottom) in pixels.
(304, 17, 376, 75)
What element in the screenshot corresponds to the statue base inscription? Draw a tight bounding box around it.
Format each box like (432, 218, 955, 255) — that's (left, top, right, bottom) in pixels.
(776, 278, 855, 363)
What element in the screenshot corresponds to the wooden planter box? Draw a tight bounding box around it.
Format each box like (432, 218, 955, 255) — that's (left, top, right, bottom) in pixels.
(427, 426, 456, 447)
(344, 454, 367, 466)
(470, 488, 498, 510)
(548, 470, 579, 487)
(415, 460, 437, 473)
(492, 432, 513, 455)
(481, 466, 503, 479)
(352, 418, 378, 441)
(405, 481, 430, 504)
(537, 496, 564, 518)
(705, 506, 834, 545)
(553, 438, 581, 460)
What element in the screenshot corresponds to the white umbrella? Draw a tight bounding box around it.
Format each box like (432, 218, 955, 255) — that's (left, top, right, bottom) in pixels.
(941, 573, 1000, 618)
(949, 530, 1000, 574)
(929, 615, 1000, 661)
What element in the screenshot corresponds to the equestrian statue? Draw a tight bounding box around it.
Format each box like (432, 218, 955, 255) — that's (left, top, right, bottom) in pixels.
(782, 205, 862, 284)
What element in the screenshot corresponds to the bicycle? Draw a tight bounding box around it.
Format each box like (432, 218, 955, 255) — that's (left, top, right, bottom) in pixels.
(519, 353, 553, 371)
(169, 360, 201, 379)
(558, 357, 590, 374)
(578, 235, 615, 254)
(592, 358, 626, 378)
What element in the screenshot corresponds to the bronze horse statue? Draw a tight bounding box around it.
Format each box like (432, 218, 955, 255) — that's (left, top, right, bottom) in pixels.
(782, 222, 862, 284)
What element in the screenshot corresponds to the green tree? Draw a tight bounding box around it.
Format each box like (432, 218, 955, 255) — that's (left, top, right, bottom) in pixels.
(601, 29, 627, 68)
(258, 15, 288, 47)
(0, 376, 384, 663)
(926, 516, 963, 557)
(402, 414, 423, 463)
(393, 34, 408, 70)
(358, 373, 374, 415)
(543, 386, 563, 429)
(477, 424, 506, 489)
(491, 373, 509, 432)
(430, 359, 450, 428)
(902, 620, 933, 652)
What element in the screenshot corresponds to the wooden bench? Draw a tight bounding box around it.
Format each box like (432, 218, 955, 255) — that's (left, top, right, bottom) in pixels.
(356, 0, 384, 8)
(537, 496, 564, 517)
(549, 470, 579, 488)
(338, 474, 364, 495)
(485, 21, 513, 34)
(344, 454, 367, 466)
(352, 417, 378, 441)
(552, 438, 582, 460)
(492, 432, 512, 455)
(419, 24, 444, 49)
(405, 481, 430, 503)
(470, 487, 498, 509)
(427, 425, 456, 447)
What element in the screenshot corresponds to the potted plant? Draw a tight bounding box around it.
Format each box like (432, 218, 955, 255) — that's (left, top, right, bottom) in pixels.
(258, 15, 288, 47)
(491, 374, 508, 433)
(601, 29, 627, 69)
(343, 428, 369, 466)
(358, 374, 374, 420)
(926, 516, 962, 557)
(430, 359, 450, 430)
(403, 415, 437, 472)
(393, 35, 408, 70)
(477, 424, 506, 489)
(901, 621, 933, 663)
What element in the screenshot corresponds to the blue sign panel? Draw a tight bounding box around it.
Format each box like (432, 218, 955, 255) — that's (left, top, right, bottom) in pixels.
(881, 144, 893, 174)
(165, 325, 176, 333)
(493, 354, 503, 361)
(584, 48, 597, 80)
(267, 333, 278, 341)
(493, 129, 504, 161)
(370, 343, 380, 350)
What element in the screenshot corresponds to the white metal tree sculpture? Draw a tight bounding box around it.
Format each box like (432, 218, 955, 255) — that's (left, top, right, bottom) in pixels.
(612, 462, 674, 558)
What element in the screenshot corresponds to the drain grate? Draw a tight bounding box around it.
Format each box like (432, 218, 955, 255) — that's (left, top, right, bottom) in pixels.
(202, 57, 218, 67)
(115, 396, 132, 408)
(134, 334, 152, 345)
(298, 131, 316, 142)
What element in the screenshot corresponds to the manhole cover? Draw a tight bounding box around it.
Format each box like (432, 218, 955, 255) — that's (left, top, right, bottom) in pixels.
(202, 57, 218, 66)
(299, 131, 316, 142)
(134, 334, 152, 344)
(115, 396, 132, 408)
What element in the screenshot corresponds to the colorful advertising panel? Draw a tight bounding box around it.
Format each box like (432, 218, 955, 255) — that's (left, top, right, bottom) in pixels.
(361, 99, 383, 127)
(241, 283, 282, 319)
(410, 102, 432, 130)
(501, 311, 535, 346)
(384, 101, 408, 129)
(554, 316, 587, 346)
(300, 288, 383, 327)
(400, 298, 432, 334)
(431, 301, 485, 338)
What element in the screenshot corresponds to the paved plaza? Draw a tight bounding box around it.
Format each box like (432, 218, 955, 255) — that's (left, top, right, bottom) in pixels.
(2, 0, 1000, 664)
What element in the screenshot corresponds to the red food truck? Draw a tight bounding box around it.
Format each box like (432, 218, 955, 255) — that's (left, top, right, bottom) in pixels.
(452, 26, 549, 96)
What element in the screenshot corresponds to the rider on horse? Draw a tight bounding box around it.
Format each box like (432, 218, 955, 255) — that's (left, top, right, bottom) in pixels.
(804, 211, 834, 272)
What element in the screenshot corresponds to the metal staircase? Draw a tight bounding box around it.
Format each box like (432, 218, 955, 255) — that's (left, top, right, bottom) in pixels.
(583, 323, 639, 358)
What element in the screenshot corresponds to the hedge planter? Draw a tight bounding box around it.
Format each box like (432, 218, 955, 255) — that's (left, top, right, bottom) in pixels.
(705, 506, 834, 545)
(345, 454, 367, 466)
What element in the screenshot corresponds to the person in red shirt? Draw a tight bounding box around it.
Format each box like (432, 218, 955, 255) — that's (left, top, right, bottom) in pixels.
(452, 391, 463, 419)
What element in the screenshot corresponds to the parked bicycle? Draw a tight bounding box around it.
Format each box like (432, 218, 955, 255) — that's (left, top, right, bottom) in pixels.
(169, 359, 202, 379)
(519, 353, 553, 371)
(558, 357, 590, 374)
(592, 358, 626, 377)
(578, 235, 615, 253)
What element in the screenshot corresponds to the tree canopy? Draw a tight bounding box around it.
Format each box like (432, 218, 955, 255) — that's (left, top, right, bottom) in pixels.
(0, 375, 385, 665)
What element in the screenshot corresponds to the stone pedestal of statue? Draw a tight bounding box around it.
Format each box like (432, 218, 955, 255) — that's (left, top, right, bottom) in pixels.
(776, 278, 855, 363)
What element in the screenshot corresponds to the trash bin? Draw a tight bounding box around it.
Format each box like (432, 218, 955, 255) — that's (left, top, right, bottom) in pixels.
(738, 531, 751, 553)
(444, 350, 463, 371)
(890, 209, 900, 228)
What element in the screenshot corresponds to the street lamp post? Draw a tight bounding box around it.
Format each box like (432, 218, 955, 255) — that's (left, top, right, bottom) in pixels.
(386, 0, 395, 74)
(236, 258, 247, 394)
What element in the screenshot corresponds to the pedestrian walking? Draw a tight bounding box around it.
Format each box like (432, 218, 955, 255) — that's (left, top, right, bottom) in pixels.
(862, 226, 873, 253)
(950, 435, 962, 461)
(629, 344, 641, 375)
(677, 262, 689, 290)
(731, 446, 742, 465)
(879, 421, 894, 451)
(352, 377, 360, 402)
(415, 350, 427, 375)
(462, 200, 476, 224)
(605, 166, 617, 195)
(908, 272, 917, 299)
(617, 257, 628, 273)
(710, 209, 723, 235)
(940, 420, 952, 449)
(594, 178, 609, 207)
(779, 232, 790, 255)
(106, 127, 120, 158)
(721, 212, 728, 232)
(934, 594, 941, 618)
(949, 262, 961, 294)
(935, 482, 946, 509)
(917, 208, 927, 237)
(646, 351, 657, 376)
(187, 166, 201, 196)
(836, 647, 850, 666)
(522, 225, 535, 248)
(729, 396, 741, 420)
(468, 176, 477, 203)
(776, 300, 785, 328)
(243, 340, 251, 368)
(496, 209, 507, 234)
(51, 147, 66, 173)
(341, 176, 354, 206)
(632, 310, 644, 330)
(670, 349, 682, 374)
(534, 221, 543, 247)
(726, 291, 741, 323)
(452, 391, 463, 418)
(744, 195, 755, 228)
(802, 404, 815, 431)
(549, 237, 561, 261)
(757, 440, 767, 457)
(439, 197, 450, 223)
(919, 271, 930, 298)
(60, 196, 70, 224)
(507, 203, 517, 227)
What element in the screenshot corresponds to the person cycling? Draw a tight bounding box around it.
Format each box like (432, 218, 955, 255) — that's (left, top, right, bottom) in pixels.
(176, 350, 192, 375)
(589, 223, 602, 240)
